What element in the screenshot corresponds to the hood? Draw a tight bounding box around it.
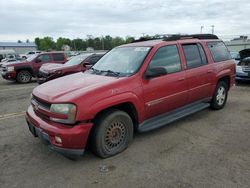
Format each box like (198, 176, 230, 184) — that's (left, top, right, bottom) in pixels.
(33, 72, 121, 102)
(3, 60, 27, 67)
(40, 63, 77, 73)
(239, 49, 250, 59)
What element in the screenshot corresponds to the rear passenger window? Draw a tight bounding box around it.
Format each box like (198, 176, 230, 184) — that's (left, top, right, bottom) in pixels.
(207, 42, 231, 62)
(182, 44, 207, 69)
(149, 45, 181, 74)
(53, 54, 65, 61)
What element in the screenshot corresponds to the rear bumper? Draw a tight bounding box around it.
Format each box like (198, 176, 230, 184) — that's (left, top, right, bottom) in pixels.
(26, 106, 93, 156)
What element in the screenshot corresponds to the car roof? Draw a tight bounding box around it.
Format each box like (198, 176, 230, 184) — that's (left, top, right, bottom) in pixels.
(41, 51, 66, 54)
(120, 38, 221, 48)
(120, 34, 221, 47)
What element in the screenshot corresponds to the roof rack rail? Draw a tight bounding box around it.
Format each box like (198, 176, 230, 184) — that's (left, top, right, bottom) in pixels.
(132, 35, 166, 43)
(163, 34, 219, 41)
(132, 34, 219, 43)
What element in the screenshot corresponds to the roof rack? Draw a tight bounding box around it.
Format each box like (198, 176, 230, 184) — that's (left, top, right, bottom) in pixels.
(163, 34, 219, 41)
(132, 34, 219, 43)
(132, 35, 166, 43)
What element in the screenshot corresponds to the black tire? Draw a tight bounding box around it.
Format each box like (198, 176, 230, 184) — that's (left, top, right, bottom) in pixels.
(211, 81, 228, 110)
(90, 109, 134, 158)
(16, 70, 32, 83)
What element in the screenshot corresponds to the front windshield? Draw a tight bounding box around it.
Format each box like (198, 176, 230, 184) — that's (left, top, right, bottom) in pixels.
(65, 54, 91, 66)
(92, 47, 151, 76)
(26, 54, 39, 62)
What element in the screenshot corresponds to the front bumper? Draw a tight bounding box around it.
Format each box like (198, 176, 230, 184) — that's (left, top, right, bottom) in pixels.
(37, 71, 61, 84)
(236, 72, 250, 81)
(26, 106, 93, 156)
(1, 71, 16, 80)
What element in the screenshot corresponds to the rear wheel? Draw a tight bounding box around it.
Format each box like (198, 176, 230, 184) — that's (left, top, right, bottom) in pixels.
(16, 70, 32, 83)
(211, 81, 228, 110)
(90, 109, 133, 158)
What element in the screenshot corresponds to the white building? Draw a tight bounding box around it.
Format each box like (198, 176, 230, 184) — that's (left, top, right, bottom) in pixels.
(225, 36, 250, 52)
(0, 42, 37, 54)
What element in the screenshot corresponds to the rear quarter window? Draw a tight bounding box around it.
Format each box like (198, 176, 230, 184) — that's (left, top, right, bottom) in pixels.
(207, 42, 231, 62)
(52, 53, 65, 61)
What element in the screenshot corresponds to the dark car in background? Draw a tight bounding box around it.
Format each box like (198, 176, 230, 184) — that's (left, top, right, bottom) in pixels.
(231, 49, 250, 81)
(37, 53, 104, 84)
(1, 52, 67, 83)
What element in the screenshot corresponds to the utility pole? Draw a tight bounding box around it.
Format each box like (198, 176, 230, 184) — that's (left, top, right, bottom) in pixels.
(200, 26, 204, 34)
(211, 25, 215, 34)
(101, 36, 104, 50)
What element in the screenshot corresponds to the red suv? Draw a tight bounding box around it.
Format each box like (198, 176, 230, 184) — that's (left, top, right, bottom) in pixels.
(37, 53, 104, 84)
(1, 52, 67, 83)
(26, 34, 235, 158)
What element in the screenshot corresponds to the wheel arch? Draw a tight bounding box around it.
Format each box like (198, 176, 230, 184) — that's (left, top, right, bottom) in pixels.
(217, 75, 230, 90)
(16, 66, 34, 76)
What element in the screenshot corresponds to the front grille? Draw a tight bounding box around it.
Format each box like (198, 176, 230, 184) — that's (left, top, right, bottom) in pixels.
(1, 66, 7, 72)
(32, 95, 51, 110)
(38, 70, 49, 78)
(31, 95, 51, 121)
(243, 66, 250, 72)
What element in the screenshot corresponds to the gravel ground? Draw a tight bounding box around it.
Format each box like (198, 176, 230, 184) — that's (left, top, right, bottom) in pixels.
(0, 77, 250, 188)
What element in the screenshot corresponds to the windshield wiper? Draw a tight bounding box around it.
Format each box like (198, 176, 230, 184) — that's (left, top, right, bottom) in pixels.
(90, 67, 101, 74)
(100, 70, 120, 77)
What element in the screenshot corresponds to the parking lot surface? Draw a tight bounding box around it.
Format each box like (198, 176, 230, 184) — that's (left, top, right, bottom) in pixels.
(0, 77, 250, 188)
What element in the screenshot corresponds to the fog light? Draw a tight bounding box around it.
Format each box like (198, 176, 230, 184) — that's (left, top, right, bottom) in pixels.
(55, 136, 62, 144)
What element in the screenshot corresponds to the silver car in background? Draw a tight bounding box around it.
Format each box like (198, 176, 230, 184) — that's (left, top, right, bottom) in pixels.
(230, 50, 250, 81)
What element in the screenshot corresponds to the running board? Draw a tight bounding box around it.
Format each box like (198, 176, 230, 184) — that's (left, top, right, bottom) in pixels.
(138, 102, 210, 132)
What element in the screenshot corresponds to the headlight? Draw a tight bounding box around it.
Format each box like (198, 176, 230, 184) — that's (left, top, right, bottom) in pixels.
(50, 103, 76, 124)
(7, 66, 14, 72)
(52, 70, 62, 74)
(236, 65, 243, 73)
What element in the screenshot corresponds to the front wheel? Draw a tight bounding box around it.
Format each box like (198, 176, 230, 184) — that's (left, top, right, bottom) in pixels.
(16, 70, 32, 84)
(90, 109, 134, 158)
(211, 81, 228, 110)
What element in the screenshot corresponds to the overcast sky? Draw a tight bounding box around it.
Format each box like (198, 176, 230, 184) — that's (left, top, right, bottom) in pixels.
(0, 0, 249, 42)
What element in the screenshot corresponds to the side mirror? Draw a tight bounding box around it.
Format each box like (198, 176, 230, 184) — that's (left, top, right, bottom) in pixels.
(36, 58, 42, 63)
(144, 67, 167, 79)
(83, 62, 92, 69)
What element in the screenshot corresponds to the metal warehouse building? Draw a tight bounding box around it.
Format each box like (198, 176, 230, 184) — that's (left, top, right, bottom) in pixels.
(225, 36, 250, 52)
(0, 42, 37, 54)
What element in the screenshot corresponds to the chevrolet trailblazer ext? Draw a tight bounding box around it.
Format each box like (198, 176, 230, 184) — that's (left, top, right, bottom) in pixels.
(26, 34, 235, 158)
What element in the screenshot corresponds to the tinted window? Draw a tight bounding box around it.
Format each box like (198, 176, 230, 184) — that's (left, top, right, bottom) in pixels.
(182, 44, 207, 69)
(198, 44, 208, 65)
(207, 42, 231, 62)
(53, 53, 64, 61)
(149, 45, 181, 74)
(89, 55, 102, 65)
(37, 54, 50, 63)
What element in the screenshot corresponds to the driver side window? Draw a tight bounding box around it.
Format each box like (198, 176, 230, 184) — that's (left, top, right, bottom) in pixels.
(37, 54, 50, 63)
(149, 45, 181, 74)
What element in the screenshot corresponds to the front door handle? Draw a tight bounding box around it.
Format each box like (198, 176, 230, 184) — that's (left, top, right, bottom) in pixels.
(178, 77, 185, 81)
